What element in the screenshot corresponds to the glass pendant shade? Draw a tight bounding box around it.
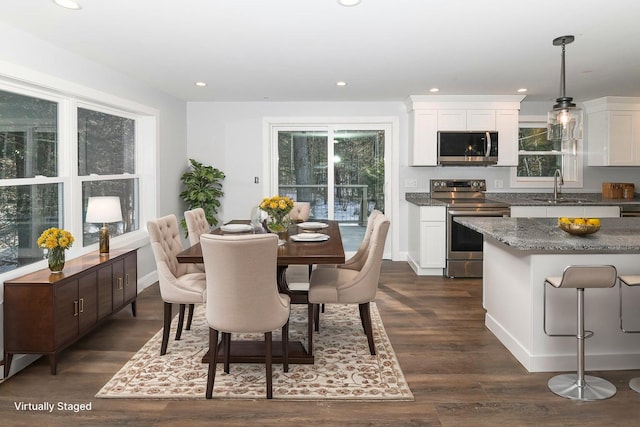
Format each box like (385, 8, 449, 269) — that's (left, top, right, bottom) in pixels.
(547, 106, 583, 142)
(547, 35, 582, 153)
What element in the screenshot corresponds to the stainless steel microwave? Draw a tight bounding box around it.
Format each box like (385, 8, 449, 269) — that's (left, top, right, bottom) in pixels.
(437, 131, 498, 166)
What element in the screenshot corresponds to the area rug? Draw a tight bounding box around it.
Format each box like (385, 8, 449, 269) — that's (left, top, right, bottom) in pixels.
(96, 302, 413, 400)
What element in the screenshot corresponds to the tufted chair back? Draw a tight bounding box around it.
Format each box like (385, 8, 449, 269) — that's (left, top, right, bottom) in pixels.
(147, 214, 204, 303)
(184, 208, 211, 247)
(288, 202, 311, 223)
(201, 233, 290, 333)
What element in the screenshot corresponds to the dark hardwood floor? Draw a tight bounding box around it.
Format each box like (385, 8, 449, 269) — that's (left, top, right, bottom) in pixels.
(1, 261, 639, 426)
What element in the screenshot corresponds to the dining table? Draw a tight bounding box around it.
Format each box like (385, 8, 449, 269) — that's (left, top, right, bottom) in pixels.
(176, 219, 345, 364)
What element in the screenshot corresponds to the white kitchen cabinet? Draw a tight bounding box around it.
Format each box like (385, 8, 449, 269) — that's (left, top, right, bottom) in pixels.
(585, 97, 640, 166)
(510, 206, 548, 218)
(408, 204, 445, 275)
(495, 110, 519, 166)
(437, 109, 496, 131)
(467, 110, 496, 130)
(409, 109, 438, 166)
(406, 95, 525, 166)
(437, 110, 467, 131)
(510, 205, 620, 218)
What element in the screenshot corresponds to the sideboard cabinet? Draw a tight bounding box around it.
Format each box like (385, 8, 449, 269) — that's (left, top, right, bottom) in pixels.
(3, 249, 137, 376)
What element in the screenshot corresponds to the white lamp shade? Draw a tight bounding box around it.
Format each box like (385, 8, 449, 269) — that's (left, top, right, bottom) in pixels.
(86, 196, 123, 223)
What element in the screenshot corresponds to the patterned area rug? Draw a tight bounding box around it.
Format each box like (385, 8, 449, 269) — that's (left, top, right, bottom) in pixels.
(96, 302, 413, 400)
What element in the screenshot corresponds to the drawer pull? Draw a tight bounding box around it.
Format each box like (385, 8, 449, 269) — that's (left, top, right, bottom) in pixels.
(73, 300, 79, 317)
(79, 298, 84, 313)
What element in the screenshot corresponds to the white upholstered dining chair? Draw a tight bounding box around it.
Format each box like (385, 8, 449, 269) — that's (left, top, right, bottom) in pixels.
(147, 214, 206, 355)
(200, 233, 291, 399)
(288, 202, 311, 223)
(184, 207, 210, 274)
(184, 207, 211, 246)
(308, 213, 390, 355)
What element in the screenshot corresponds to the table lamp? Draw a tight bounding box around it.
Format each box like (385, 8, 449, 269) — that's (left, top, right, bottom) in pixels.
(86, 196, 123, 255)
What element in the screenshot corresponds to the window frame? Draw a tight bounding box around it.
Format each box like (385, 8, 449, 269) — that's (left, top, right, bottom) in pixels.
(510, 115, 583, 189)
(0, 78, 156, 284)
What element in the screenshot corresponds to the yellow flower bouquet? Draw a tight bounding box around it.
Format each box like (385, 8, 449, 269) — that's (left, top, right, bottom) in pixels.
(37, 227, 75, 272)
(259, 195, 295, 233)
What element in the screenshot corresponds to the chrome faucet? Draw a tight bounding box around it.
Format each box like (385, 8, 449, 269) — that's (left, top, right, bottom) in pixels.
(553, 169, 564, 201)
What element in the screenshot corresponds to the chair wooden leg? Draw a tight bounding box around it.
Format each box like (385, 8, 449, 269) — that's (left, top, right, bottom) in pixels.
(265, 331, 273, 399)
(223, 333, 231, 374)
(161, 302, 172, 355)
(186, 304, 195, 330)
(307, 304, 315, 356)
(360, 302, 376, 355)
(282, 321, 289, 373)
(206, 328, 219, 399)
(314, 303, 320, 332)
(175, 304, 186, 340)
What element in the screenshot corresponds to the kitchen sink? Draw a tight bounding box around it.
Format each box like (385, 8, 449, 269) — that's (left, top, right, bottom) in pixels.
(530, 198, 592, 204)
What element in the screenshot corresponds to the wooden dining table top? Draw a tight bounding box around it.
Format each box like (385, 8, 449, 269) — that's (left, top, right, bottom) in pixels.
(176, 220, 346, 266)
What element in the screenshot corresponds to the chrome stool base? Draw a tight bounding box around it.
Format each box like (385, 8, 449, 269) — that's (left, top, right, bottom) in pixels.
(548, 374, 616, 401)
(630, 377, 640, 393)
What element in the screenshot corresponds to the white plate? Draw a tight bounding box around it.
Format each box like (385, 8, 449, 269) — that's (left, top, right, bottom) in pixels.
(220, 224, 252, 233)
(297, 222, 329, 230)
(291, 233, 329, 242)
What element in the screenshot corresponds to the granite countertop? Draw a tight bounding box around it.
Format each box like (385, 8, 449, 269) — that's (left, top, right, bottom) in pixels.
(406, 192, 640, 207)
(455, 216, 640, 252)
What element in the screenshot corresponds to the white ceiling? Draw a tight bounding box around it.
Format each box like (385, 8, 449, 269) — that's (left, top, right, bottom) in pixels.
(1, 0, 639, 103)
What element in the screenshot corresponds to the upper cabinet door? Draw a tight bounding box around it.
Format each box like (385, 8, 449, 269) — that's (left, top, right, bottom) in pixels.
(467, 110, 496, 130)
(496, 110, 519, 166)
(585, 97, 640, 166)
(437, 110, 466, 131)
(409, 110, 438, 166)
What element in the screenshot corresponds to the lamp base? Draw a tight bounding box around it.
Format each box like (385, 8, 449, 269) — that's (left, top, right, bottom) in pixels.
(99, 225, 110, 255)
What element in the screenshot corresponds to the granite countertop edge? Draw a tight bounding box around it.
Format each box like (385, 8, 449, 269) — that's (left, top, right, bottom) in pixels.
(454, 217, 640, 253)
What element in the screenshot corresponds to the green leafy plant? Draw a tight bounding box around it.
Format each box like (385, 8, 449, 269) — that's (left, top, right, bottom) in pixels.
(179, 159, 225, 234)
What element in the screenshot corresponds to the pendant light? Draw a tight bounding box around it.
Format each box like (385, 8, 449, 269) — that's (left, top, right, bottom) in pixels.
(547, 35, 583, 153)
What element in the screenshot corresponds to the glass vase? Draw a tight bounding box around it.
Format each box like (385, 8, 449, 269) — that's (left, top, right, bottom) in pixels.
(48, 247, 66, 273)
(266, 216, 290, 244)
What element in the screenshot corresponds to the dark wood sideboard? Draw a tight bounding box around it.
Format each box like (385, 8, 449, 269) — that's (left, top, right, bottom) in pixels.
(3, 248, 137, 376)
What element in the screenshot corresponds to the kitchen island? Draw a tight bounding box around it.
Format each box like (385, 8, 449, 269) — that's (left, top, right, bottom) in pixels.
(455, 217, 640, 373)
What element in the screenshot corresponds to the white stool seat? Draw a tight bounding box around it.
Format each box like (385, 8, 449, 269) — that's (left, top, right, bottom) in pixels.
(544, 265, 617, 401)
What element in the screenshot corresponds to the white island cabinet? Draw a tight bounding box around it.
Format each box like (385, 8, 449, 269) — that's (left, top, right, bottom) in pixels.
(408, 204, 445, 276)
(456, 217, 640, 373)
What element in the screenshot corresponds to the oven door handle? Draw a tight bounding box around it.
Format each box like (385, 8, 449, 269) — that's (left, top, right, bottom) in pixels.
(447, 209, 510, 217)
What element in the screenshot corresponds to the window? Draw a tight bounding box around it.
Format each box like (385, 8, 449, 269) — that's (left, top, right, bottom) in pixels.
(77, 107, 139, 247)
(0, 85, 146, 275)
(511, 116, 582, 188)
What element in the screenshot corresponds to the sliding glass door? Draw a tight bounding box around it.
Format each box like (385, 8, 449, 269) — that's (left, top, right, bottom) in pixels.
(273, 124, 386, 251)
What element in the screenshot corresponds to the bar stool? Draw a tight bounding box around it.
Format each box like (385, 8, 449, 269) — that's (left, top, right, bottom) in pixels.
(543, 265, 618, 400)
(619, 274, 640, 393)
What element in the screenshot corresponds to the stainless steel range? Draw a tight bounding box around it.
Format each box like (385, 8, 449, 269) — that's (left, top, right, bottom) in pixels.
(430, 179, 510, 278)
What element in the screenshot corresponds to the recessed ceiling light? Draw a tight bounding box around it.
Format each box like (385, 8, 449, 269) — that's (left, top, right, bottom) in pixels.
(429, 88, 440, 93)
(338, 0, 362, 6)
(195, 81, 207, 87)
(517, 88, 528, 93)
(53, 0, 82, 10)
(336, 81, 347, 87)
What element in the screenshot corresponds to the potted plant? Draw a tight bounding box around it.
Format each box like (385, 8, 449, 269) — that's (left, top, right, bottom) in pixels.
(179, 159, 225, 234)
